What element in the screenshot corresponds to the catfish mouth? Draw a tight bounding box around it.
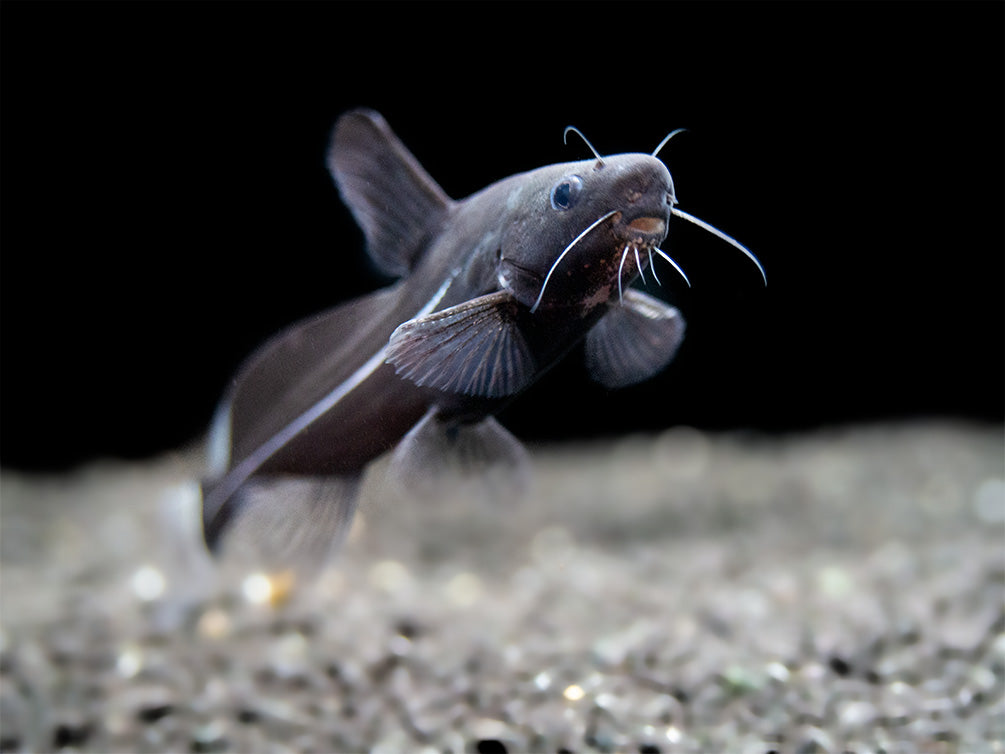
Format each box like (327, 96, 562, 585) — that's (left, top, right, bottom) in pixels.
(616, 212, 668, 247)
(524, 208, 673, 314)
(627, 216, 666, 236)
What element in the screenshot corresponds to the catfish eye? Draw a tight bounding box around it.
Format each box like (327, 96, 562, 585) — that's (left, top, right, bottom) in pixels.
(549, 175, 583, 210)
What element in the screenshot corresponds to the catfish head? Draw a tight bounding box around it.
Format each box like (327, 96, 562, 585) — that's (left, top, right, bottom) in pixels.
(496, 126, 765, 319)
(498, 151, 679, 316)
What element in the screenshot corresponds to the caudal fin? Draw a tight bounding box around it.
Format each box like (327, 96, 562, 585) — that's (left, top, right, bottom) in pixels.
(201, 473, 362, 577)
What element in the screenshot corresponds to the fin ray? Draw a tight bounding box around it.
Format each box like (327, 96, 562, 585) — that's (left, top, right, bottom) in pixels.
(329, 109, 453, 276)
(585, 289, 686, 388)
(387, 408, 531, 504)
(209, 474, 362, 577)
(386, 292, 536, 397)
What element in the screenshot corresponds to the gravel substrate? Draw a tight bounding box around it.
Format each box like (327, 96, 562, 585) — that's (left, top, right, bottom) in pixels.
(1, 422, 1003, 753)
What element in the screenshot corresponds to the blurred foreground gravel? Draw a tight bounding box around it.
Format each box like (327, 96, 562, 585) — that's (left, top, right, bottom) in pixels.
(1, 422, 1003, 753)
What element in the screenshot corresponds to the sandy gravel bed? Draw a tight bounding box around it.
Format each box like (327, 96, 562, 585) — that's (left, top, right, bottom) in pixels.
(1, 423, 1002, 753)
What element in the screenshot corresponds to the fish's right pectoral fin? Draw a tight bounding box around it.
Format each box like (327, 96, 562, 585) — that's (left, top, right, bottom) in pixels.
(385, 291, 537, 398)
(386, 407, 532, 505)
(585, 289, 686, 388)
(202, 474, 362, 579)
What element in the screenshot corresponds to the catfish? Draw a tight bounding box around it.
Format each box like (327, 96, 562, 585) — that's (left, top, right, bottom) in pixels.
(201, 109, 765, 567)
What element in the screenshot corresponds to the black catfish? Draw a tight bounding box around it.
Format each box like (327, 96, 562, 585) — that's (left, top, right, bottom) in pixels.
(201, 109, 764, 565)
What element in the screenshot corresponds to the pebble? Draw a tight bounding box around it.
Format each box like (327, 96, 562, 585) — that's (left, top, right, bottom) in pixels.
(0, 425, 1001, 752)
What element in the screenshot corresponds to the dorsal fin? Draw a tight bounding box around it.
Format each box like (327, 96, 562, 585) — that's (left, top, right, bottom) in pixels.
(328, 109, 453, 277)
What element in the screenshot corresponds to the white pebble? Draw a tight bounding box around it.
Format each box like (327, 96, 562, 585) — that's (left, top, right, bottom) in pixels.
(130, 565, 166, 601)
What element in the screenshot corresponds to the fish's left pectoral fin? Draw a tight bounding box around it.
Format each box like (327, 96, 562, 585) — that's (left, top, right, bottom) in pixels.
(386, 291, 536, 398)
(585, 289, 686, 388)
(386, 407, 532, 504)
(203, 473, 362, 579)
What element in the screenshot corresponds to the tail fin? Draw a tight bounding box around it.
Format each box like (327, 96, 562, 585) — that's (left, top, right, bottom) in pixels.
(201, 473, 362, 576)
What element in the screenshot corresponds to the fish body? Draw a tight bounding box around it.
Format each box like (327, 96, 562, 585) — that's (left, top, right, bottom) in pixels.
(201, 109, 744, 562)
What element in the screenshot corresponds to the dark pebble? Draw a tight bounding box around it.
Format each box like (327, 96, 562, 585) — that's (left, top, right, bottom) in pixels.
(475, 739, 508, 754)
(53, 720, 91, 748)
(236, 708, 260, 724)
(828, 655, 851, 677)
(191, 737, 229, 754)
(137, 702, 174, 723)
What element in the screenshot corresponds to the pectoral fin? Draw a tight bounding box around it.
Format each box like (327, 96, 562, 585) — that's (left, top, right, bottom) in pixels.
(385, 291, 536, 398)
(585, 289, 686, 388)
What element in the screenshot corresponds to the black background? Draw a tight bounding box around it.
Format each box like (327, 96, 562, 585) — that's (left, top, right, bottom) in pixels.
(2, 2, 1002, 471)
